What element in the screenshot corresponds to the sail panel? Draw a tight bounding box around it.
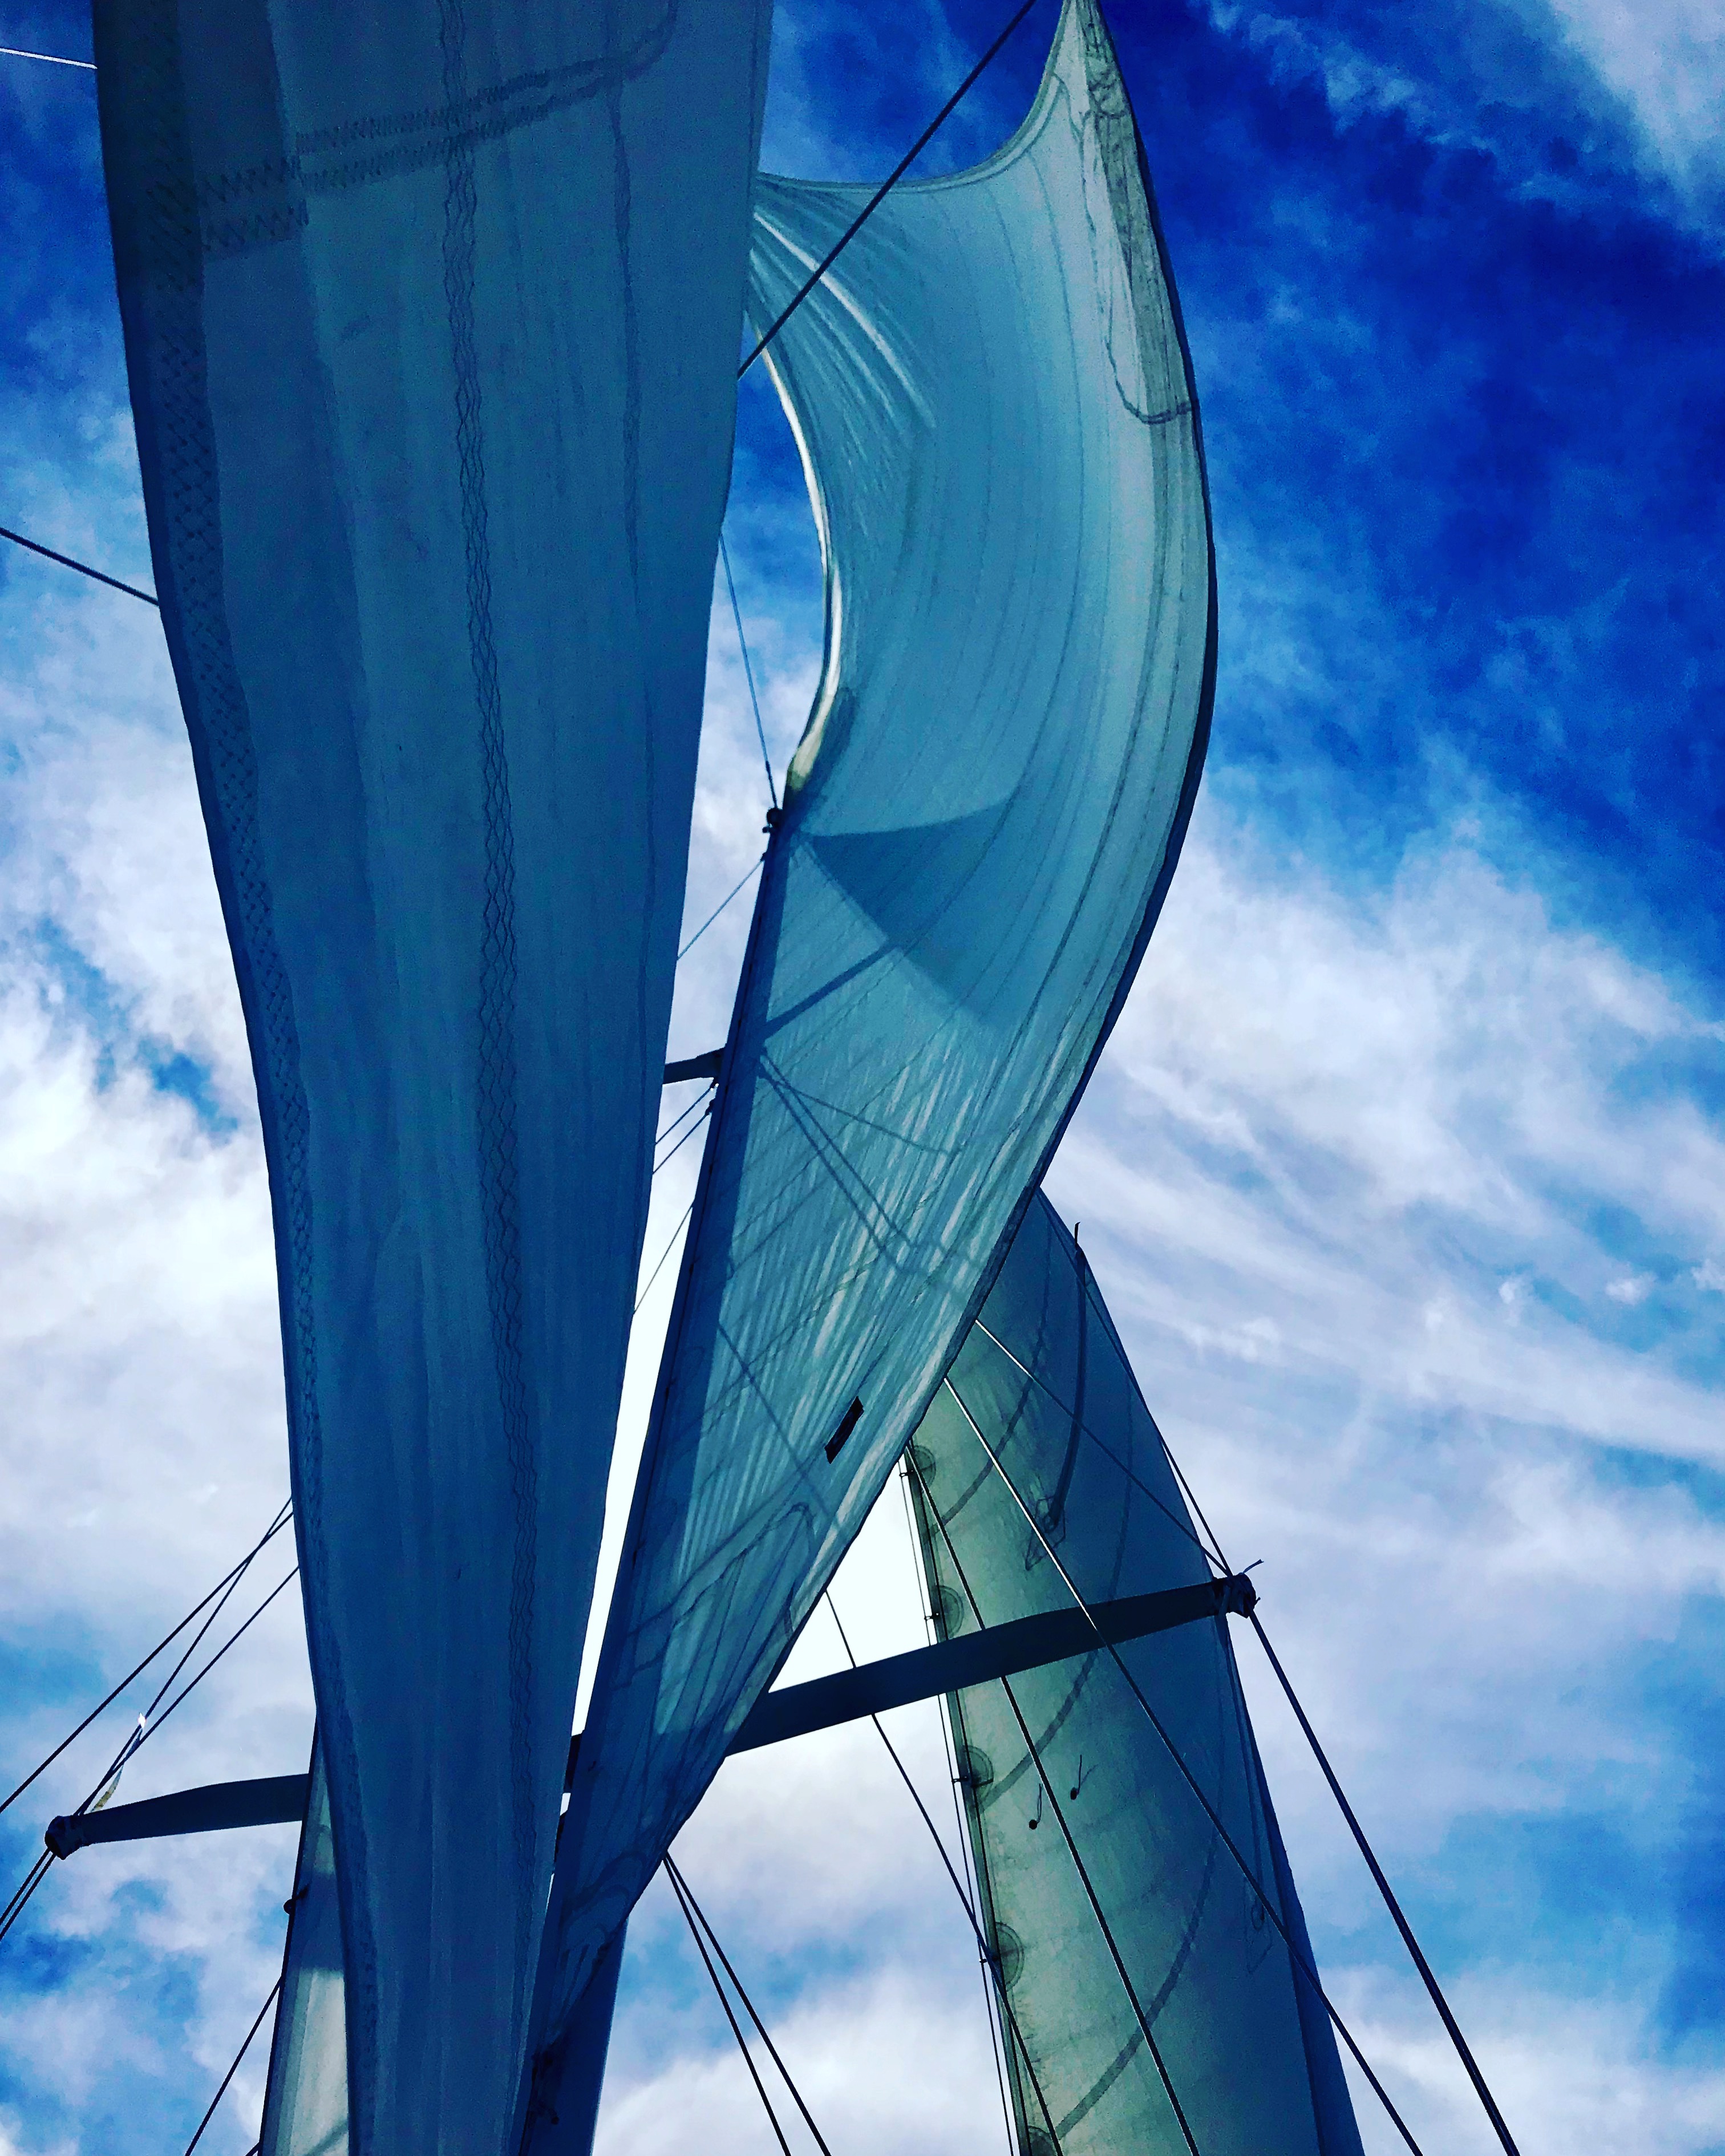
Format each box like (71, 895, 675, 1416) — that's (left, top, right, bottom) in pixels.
(92, 7, 769, 2153)
(524, 2, 1215, 2134)
(259, 1736, 348, 2156)
(909, 1194, 1364, 2156)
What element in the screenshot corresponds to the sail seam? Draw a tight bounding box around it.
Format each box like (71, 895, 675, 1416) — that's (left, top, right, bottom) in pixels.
(440, 0, 538, 2052)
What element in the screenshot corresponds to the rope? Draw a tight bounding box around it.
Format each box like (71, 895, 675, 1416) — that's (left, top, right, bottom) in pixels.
(934, 1380, 1430, 2156)
(720, 535, 778, 811)
(663, 1863, 792, 2156)
(0, 522, 156, 603)
(679, 854, 764, 961)
(666, 1855, 834, 2156)
(738, 0, 1042, 378)
(1, 1501, 292, 1820)
(182, 1976, 282, 2156)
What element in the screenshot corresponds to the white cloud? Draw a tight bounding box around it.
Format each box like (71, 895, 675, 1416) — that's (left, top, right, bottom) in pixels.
(1543, 0, 1725, 184)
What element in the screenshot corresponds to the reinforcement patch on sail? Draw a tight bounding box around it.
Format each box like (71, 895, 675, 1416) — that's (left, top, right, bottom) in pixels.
(521, 2, 1216, 2139)
(909, 1194, 1364, 2156)
(91, 6, 769, 2153)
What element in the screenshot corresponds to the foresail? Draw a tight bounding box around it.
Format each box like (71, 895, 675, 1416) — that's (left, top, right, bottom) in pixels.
(522, 2, 1215, 2139)
(908, 1195, 1364, 2156)
(91, 7, 770, 2152)
(259, 1736, 347, 2156)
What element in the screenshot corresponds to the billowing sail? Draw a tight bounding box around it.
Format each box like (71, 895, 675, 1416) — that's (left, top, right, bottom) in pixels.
(523, 1, 1215, 2137)
(91, 7, 770, 2152)
(908, 1194, 1363, 2156)
(259, 1737, 346, 2156)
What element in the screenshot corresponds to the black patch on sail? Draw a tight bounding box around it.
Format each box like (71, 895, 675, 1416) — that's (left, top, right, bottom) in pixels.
(825, 1396, 864, 1463)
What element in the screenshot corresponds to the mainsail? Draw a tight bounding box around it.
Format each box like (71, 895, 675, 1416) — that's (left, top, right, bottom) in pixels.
(91, 5, 770, 2152)
(524, 1, 1216, 2140)
(907, 1194, 1364, 2156)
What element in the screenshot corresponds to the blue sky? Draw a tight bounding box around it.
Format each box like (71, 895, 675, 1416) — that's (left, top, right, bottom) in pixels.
(2, 2, 1723, 2154)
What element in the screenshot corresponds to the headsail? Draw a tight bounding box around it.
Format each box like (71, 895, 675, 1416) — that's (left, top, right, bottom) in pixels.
(524, 1, 1216, 2138)
(91, 5, 770, 2151)
(908, 1194, 1364, 2156)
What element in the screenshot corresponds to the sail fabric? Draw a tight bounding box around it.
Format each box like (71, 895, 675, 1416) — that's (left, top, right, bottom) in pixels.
(522, 1, 1216, 2136)
(92, 7, 770, 2153)
(259, 1737, 348, 2156)
(908, 1194, 1364, 2156)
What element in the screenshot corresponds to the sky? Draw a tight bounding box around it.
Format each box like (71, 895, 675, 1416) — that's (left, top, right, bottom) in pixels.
(1, 2, 1723, 2154)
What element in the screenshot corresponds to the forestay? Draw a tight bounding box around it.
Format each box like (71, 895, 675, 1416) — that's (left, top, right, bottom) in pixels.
(92, 6, 769, 2151)
(523, 1, 1216, 2138)
(908, 1195, 1364, 2156)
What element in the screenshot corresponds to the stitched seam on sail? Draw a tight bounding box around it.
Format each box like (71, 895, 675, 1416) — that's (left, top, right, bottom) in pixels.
(439, 0, 538, 2049)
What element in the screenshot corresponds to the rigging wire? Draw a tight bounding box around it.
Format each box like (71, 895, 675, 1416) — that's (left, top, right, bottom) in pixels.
(652, 1099, 712, 1181)
(719, 534, 779, 812)
(824, 1577, 1043, 2156)
(86, 1500, 294, 1801)
(181, 1976, 282, 2156)
(932, 1379, 1431, 2156)
(0, 522, 157, 604)
(0, 1500, 293, 1821)
(666, 1855, 835, 2156)
(1248, 1614, 1523, 2156)
(1141, 1404, 1523, 2156)
(655, 1081, 713, 1154)
(907, 1446, 1201, 2156)
(679, 854, 765, 962)
(738, 0, 1042, 378)
(970, 1316, 1214, 1562)
(0, 46, 94, 68)
(0, 1557, 301, 1958)
(663, 1862, 793, 2156)
(635, 1199, 695, 1314)
(127, 1566, 299, 1757)
(893, 1467, 1020, 2156)
(0, 1851, 54, 1948)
